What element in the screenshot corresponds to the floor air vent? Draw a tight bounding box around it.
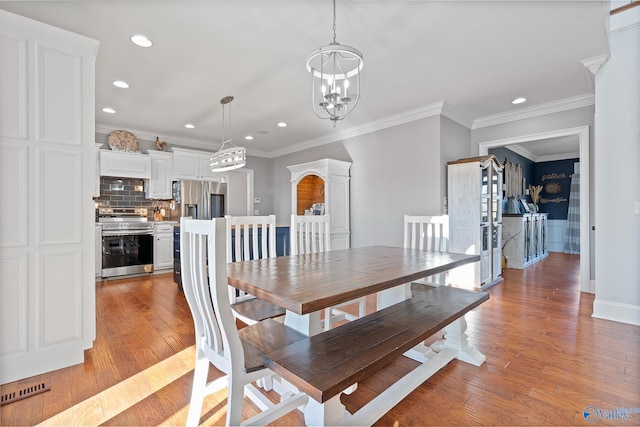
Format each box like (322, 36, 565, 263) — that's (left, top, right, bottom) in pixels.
(1, 381, 51, 406)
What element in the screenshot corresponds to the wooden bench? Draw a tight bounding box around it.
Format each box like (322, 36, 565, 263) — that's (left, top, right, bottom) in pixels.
(262, 285, 489, 426)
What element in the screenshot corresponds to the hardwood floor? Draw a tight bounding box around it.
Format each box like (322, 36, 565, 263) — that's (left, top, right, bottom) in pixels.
(2, 253, 639, 426)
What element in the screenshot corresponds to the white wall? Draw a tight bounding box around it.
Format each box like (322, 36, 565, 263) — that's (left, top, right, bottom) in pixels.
(593, 10, 640, 325)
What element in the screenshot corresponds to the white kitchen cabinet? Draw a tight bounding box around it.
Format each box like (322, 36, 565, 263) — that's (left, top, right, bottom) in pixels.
(447, 155, 503, 289)
(0, 10, 99, 384)
(94, 144, 102, 197)
(503, 213, 548, 269)
(145, 150, 173, 199)
(95, 224, 102, 279)
(100, 149, 151, 179)
(172, 147, 225, 181)
(154, 223, 174, 271)
(288, 159, 351, 250)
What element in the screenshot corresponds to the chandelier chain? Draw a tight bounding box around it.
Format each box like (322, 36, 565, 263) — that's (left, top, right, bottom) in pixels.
(332, 0, 337, 44)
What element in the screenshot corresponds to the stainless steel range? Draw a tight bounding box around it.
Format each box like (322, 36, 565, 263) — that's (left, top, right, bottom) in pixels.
(98, 207, 154, 278)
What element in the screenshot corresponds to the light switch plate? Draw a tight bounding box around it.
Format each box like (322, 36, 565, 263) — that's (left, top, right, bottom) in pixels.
(254, 209, 259, 215)
(634, 201, 640, 215)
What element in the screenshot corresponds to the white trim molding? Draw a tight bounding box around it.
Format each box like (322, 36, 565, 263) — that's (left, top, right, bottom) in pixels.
(478, 126, 591, 294)
(471, 94, 595, 130)
(592, 299, 640, 326)
(581, 54, 610, 75)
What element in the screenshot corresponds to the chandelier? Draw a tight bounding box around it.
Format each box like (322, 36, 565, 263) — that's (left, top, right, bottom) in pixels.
(210, 96, 246, 172)
(305, 0, 363, 126)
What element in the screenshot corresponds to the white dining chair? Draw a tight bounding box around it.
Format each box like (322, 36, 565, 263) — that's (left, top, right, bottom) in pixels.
(181, 217, 307, 427)
(225, 215, 285, 325)
(404, 214, 450, 287)
(290, 214, 366, 330)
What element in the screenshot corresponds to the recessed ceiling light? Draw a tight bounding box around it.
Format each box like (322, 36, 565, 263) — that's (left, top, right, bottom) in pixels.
(244, 135, 254, 140)
(112, 80, 129, 89)
(512, 97, 527, 105)
(184, 123, 195, 129)
(277, 122, 287, 128)
(130, 34, 152, 48)
(102, 107, 116, 114)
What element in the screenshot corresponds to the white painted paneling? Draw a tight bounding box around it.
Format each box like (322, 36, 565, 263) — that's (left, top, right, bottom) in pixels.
(0, 252, 28, 356)
(547, 219, 566, 252)
(37, 44, 81, 145)
(39, 250, 82, 346)
(38, 149, 82, 244)
(0, 9, 98, 384)
(0, 35, 27, 139)
(0, 143, 28, 247)
(329, 180, 348, 230)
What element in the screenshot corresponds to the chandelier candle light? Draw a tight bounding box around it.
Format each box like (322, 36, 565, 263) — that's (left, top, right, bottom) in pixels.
(210, 96, 246, 172)
(306, 0, 363, 126)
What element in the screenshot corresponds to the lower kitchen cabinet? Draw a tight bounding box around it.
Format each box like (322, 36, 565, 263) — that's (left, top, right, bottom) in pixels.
(154, 223, 175, 271)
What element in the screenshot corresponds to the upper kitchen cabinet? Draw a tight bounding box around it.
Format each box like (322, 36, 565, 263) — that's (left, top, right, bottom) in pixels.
(173, 147, 224, 181)
(100, 149, 151, 179)
(447, 155, 504, 289)
(145, 150, 173, 199)
(0, 9, 99, 384)
(288, 159, 351, 250)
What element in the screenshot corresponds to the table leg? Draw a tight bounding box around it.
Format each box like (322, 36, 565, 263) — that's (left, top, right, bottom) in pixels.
(284, 310, 323, 336)
(376, 283, 412, 310)
(441, 316, 485, 366)
(304, 395, 346, 427)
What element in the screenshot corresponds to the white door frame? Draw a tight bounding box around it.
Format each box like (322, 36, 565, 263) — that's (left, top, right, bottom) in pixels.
(478, 126, 591, 293)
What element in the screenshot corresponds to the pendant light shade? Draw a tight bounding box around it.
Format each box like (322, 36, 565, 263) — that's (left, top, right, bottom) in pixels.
(210, 96, 246, 172)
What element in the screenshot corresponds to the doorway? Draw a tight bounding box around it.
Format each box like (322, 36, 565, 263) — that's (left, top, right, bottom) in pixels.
(478, 126, 591, 293)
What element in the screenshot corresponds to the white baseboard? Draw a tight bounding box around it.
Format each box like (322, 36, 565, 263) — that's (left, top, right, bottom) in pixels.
(592, 299, 640, 326)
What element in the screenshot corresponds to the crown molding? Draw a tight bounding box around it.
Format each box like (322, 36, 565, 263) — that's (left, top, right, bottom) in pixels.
(581, 54, 610, 74)
(267, 101, 448, 158)
(95, 123, 272, 158)
(471, 93, 595, 130)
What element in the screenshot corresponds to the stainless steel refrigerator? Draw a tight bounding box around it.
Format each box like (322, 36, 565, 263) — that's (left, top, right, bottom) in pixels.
(172, 180, 227, 219)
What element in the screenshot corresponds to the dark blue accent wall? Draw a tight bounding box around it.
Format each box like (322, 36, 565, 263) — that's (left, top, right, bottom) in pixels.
(533, 159, 578, 219)
(488, 147, 578, 220)
(489, 147, 535, 214)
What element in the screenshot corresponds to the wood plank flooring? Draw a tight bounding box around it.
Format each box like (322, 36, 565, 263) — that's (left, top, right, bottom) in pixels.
(2, 252, 639, 426)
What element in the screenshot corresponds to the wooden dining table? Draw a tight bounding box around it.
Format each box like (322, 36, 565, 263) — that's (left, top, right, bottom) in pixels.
(227, 245, 480, 335)
(227, 245, 483, 425)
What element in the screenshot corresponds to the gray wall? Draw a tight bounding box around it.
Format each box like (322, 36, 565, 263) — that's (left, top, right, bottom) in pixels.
(272, 115, 470, 248)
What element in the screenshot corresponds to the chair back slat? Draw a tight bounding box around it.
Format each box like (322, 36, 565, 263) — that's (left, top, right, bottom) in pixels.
(181, 217, 243, 371)
(290, 215, 331, 255)
(403, 215, 450, 286)
(404, 215, 448, 252)
(225, 215, 277, 262)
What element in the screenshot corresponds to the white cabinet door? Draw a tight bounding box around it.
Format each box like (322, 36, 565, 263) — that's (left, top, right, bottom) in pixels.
(153, 223, 174, 270)
(94, 144, 101, 197)
(100, 150, 151, 179)
(146, 151, 173, 199)
(173, 150, 199, 180)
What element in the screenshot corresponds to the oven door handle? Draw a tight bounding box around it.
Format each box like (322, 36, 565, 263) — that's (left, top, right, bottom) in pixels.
(102, 229, 154, 237)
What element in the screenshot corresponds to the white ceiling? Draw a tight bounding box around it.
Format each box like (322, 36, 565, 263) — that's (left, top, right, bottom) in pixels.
(0, 1, 609, 158)
(505, 135, 581, 162)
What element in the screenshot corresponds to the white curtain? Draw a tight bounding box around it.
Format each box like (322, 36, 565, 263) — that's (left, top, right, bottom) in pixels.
(564, 173, 580, 254)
